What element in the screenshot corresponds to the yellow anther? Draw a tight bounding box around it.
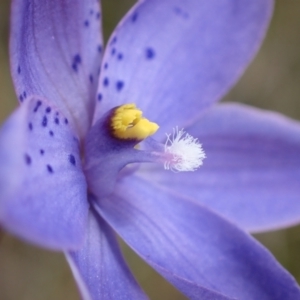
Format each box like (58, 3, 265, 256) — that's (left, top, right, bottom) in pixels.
(111, 103, 159, 140)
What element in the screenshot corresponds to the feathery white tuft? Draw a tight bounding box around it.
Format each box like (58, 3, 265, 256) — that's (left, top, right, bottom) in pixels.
(164, 127, 206, 172)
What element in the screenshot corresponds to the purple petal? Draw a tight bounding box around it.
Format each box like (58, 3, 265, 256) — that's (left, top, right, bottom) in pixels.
(94, 0, 273, 137)
(66, 209, 148, 300)
(10, 0, 103, 138)
(145, 103, 300, 232)
(96, 175, 300, 300)
(150, 266, 231, 300)
(0, 97, 88, 250)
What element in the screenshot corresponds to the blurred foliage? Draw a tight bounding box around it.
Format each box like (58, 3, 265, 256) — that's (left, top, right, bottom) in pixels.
(1, 0, 300, 299)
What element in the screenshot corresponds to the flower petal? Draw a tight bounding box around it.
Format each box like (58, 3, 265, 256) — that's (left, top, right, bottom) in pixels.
(0, 97, 88, 250)
(144, 103, 300, 233)
(10, 0, 103, 138)
(66, 208, 148, 300)
(96, 175, 300, 300)
(94, 0, 273, 136)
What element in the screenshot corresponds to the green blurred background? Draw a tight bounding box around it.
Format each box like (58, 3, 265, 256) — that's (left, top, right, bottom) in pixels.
(1, 1, 300, 299)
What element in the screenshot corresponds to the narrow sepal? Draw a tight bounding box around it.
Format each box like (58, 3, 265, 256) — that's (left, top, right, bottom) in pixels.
(66, 208, 148, 300)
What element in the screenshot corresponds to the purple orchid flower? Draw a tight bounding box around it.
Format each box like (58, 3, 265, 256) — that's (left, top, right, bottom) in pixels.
(1, 0, 300, 299)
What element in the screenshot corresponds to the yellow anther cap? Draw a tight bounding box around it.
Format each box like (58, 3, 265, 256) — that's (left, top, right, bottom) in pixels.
(111, 104, 159, 140)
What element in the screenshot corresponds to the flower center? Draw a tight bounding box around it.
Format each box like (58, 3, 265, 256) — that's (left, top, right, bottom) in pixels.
(84, 104, 205, 200)
(111, 103, 159, 140)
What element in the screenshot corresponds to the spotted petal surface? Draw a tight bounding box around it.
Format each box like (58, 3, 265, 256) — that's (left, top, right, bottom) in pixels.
(67, 209, 148, 300)
(0, 97, 88, 250)
(94, 0, 273, 138)
(144, 103, 300, 233)
(10, 0, 103, 138)
(97, 175, 300, 300)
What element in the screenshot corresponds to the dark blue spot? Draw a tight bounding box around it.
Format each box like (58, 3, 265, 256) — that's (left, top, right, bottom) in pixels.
(116, 81, 124, 91)
(89, 74, 94, 83)
(97, 93, 102, 101)
(90, 9, 94, 15)
(132, 12, 138, 22)
(28, 122, 33, 130)
(49, 130, 54, 136)
(174, 7, 189, 19)
(97, 45, 102, 53)
(24, 154, 31, 165)
(34, 101, 42, 112)
(46, 107, 51, 113)
(145, 48, 155, 59)
(19, 94, 24, 102)
(110, 36, 117, 46)
(42, 116, 48, 127)
(103, 77, 109, 87)
(17, 65, 21, 74)
(72, 54, 81, 72)
(104, 63, 108, 69)
(174, 7, 181, 14)
(55, 117, 59, 125)
(117, 53, 123, 60)
(84, 20, 89, 27)
(111, 48, 116, 56)
(23, 91, 27, 99)
(69, 154, 76, 166)
(47, 164, 53, 173)
(96, 12, 100, 19)
(64, 118, 69, 125)
(40, 149, 45, 155)
(74, 54, 81, 64)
